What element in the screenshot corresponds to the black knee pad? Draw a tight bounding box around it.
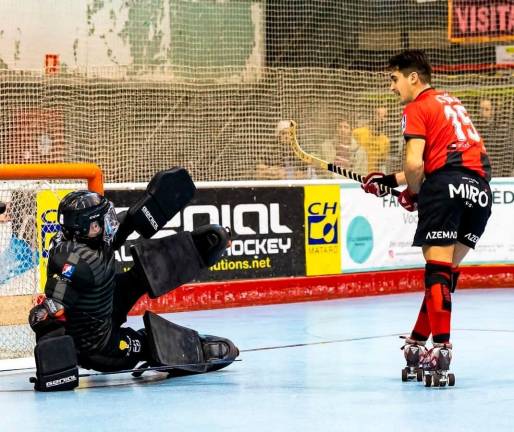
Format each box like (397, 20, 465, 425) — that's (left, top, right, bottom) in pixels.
(425, 262, 452, 312)
(425, 262, 452, 288)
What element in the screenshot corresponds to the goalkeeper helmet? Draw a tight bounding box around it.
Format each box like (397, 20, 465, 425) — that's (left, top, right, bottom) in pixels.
(57, 190, 119, 245)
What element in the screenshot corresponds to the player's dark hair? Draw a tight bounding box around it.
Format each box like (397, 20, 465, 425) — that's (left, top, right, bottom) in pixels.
(388, 50, 432, 84)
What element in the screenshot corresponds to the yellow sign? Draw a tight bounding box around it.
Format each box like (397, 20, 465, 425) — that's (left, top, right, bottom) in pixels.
(304, 185, 341, 276)
(36, 189, 72, 291)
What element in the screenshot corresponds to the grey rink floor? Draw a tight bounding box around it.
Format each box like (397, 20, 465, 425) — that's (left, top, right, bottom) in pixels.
(1, 288, 514, 432)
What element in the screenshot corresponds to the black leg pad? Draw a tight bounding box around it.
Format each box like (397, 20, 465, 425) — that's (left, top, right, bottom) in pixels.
(31, 335, 79, 392)
(143, 312, 240, 375)
(131, 231, 204, 299)
(143, 311, 207, 373)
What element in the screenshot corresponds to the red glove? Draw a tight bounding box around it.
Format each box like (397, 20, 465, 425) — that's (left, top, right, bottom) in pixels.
(361, 172, 388, 197)
(398, 188, 418, 212)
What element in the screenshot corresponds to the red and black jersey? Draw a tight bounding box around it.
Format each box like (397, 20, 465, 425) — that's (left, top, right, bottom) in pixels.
(402, 88, 491, 181)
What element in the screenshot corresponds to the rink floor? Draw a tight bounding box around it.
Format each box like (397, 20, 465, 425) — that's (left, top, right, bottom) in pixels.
(1, 288, 514, 432)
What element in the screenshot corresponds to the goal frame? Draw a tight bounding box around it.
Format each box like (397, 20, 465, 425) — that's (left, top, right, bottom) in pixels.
(0, 163, 104, 358)
(0, 163, 104, 194)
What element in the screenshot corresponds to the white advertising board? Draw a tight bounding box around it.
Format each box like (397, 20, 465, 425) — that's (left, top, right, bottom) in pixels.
(340, 179, 514, 273)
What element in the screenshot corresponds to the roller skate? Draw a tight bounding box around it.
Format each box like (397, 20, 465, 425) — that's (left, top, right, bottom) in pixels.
(400, 336, 427, 382)
(422, 342, 455, 388)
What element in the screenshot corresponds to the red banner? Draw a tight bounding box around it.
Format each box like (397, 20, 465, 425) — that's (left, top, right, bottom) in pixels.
(449, 0, 514, 43)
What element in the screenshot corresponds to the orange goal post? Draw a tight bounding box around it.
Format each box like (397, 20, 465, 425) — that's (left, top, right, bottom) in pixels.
(0, 163, 104, 359)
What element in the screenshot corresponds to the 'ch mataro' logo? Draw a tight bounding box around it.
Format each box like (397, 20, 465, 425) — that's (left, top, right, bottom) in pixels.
(307, 202, 338, 245)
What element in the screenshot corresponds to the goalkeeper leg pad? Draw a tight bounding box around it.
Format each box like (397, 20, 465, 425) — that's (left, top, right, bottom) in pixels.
(130, 231, 204, 298)
(143, 311, 239, 374)
(31, 335, 79, 392)
(130, 224, 229, 298)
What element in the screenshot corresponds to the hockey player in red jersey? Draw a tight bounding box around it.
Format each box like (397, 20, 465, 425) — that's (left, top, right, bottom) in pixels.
(362, 50, 492, 387)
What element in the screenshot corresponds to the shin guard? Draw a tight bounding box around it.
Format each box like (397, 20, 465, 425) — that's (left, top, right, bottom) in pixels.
(143, 311, 239, 374)
(424, 261, 452, 344)
(410, 298, 430, 342)
(130, 224, 229, 299)
(128, 167, 195, 239)
(131, 231, 204, 298)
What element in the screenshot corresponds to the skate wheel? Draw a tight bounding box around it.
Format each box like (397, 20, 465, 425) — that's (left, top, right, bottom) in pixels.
(424, 374, 432, 387)
(402, 368, 408, 382)
(416, 369, 423, 382)
(433, 374, 440, 387)
(448, 373, 455, 387)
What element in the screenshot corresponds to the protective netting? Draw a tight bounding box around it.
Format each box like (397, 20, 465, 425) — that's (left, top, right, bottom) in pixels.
(1, 69, 512, 182)
(0, 1, 512, 182)
(0, 180, 86, 359)
(1, 1, 514, 359)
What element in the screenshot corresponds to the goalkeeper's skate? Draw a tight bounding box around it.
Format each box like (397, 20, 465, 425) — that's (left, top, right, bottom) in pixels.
(422, 342, 455, 387)
(400, 337, 427, 382)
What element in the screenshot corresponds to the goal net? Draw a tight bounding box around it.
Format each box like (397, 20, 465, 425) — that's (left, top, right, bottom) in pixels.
(0, 182, 40, 359)
(1, 1, 513, 183)
(0, 166, 98, 359)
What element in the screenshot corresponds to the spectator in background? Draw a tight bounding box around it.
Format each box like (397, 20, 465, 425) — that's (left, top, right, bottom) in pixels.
(474, 99, 496, 149)
(352, 111, 390, 173)
(374, 106, 388, 134)
(474, 98, 512, 177)
(320, 118, 367, 175)
(372, 105, 394, 171)
(477, 98, 493, 123)
(256, 120, 295, 180)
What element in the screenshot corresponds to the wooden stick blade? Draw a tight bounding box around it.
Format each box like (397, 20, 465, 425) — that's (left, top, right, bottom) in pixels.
(286, 120, 400, 197)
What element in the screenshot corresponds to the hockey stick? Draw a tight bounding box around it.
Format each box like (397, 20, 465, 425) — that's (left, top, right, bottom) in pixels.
(286, 120, 400, 197)
(79, 359, 242, 378)
(2, 359, 241, 377)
